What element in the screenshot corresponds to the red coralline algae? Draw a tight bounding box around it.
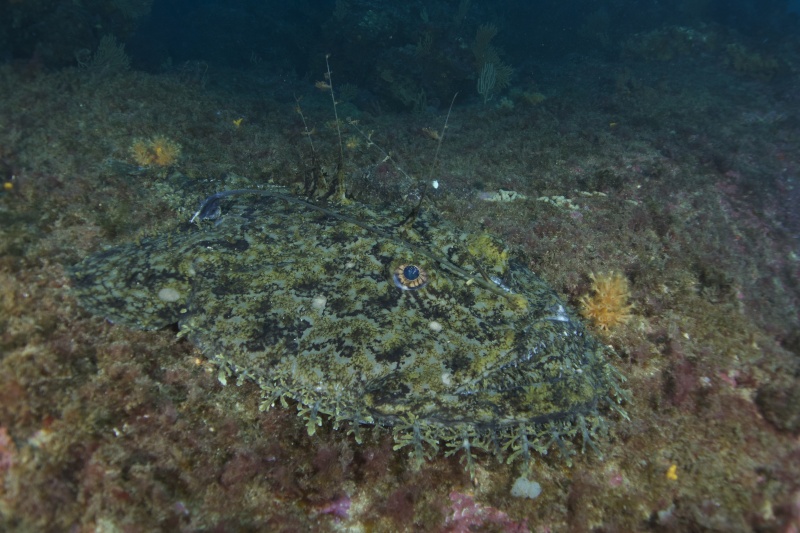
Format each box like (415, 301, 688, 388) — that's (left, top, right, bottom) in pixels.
(0, 427, 15, 472)
(315, 494, 351, 520)
(444, 491, 528, 533)
(666, 358, 700, 407)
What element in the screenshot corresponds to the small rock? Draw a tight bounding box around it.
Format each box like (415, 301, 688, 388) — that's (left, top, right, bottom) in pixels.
(511, 476, 542, 499)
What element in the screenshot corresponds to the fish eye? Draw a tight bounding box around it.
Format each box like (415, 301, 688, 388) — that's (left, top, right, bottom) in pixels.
(393, 264, 429, 290)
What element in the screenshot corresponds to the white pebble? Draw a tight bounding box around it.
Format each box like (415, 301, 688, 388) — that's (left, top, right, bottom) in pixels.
(157, 287, 181, 302)
(312, 295, 327, 311)
(511, 476, 542, 499)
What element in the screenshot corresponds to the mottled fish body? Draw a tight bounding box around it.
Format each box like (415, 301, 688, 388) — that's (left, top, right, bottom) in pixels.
(71, 190, 626, 469)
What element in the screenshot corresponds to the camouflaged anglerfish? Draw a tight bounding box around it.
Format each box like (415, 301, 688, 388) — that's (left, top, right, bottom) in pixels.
(70, 188, 627, 471)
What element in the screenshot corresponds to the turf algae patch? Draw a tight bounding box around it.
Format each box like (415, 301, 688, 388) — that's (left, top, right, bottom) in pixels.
(70, 189, 628, 473)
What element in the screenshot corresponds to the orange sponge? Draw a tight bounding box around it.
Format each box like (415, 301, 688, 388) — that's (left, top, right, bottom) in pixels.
(130, 135, 181, 167)
(580, 271, 633, 331)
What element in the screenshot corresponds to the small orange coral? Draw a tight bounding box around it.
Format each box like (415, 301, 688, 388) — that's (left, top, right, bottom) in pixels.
(130, 135, 181, 167)
(580, 271, 633, 331)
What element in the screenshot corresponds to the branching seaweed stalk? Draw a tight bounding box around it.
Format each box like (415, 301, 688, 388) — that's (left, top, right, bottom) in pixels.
(428, 93, 458, 184)
(324, 54, 347, 200)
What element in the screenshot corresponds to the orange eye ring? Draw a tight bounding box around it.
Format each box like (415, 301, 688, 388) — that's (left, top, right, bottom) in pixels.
(393, 264, 429, 290)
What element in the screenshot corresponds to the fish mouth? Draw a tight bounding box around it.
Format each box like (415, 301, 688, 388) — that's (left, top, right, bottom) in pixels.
(361, 336, 603, 432)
